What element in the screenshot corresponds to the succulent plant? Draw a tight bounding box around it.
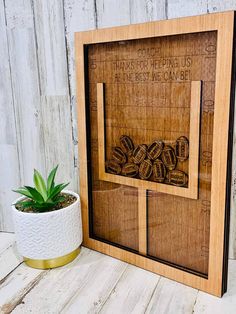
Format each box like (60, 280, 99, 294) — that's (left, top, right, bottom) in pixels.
(13, 165, 69, 213)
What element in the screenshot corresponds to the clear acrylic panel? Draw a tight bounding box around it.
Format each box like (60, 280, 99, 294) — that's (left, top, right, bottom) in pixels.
(85, 31, 217, 276)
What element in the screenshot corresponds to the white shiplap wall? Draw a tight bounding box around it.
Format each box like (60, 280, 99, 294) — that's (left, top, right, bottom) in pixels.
(0, 0, 236, 259)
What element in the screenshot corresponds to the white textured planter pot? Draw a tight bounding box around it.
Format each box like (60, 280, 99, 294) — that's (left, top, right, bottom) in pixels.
(11, 190, 82, 269)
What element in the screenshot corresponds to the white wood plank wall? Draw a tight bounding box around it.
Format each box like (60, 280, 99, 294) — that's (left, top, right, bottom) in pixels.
(0, 0, 236, 259)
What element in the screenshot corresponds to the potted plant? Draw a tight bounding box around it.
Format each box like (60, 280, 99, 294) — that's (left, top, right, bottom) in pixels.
(12, 165, 82, 269)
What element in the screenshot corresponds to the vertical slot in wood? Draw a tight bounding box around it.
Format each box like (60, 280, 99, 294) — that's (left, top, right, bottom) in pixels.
(97, 82, 105, 177)
(189, 80, 202, 198)
(138, 188, 147, 255)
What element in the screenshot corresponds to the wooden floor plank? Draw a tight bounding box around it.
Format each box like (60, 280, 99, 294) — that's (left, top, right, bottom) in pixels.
(0, 242, 22, 283)
(193, 260, 236, 314)
(0, 231, 235, 314)
(0, 233, 22, 282)
(12, 247, 127, 314)
(145, 277, 198, 314)
(100, 265, 160, 314)
(0, 233, 15, 253)
(0, 264, 46, 313)
(60, 250, 127, 314)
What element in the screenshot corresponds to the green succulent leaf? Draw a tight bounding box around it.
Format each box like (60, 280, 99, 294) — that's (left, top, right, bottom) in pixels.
(47, 165, 58, 194)
(18, 200, 35, 209)
(13, 165, 71, 213)
(32, 202, 55, 212)
(47, 183, 69, 201)
(13, 188, 33, 199)
(24, 186, 44, 204)
(34, 202, 54, 208)
(33, 169, 47, 201)
(54, 196, 65, 204)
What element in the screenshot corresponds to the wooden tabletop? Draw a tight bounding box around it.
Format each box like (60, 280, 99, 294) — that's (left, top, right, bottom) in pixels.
(0, 232, 236, 313)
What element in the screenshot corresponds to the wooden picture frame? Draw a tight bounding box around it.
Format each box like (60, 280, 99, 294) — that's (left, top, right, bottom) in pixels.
(75, 11, 235, 296)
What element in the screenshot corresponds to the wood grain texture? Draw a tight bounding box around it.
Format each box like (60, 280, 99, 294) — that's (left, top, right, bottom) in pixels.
(12, 248, 127, 314)
(0, 0, 79, 231)
(1, 232, 236, 313)
(92, 186, 139, 251)
(96, 0, 131, 28)
(167, 0, 208, 18)
(207, 1, 236, 13)
(0, 1, 20, 232)
(32, 0, 77, 190)
(0, 233, 15, 252)
(0, 233, 22, 281)
(130, 0, 166, 23)
(33, 0, 69, 96)
(146, 276, 198, 314)
(205, 0, 236, 262)
(76, 11, 234, 296)
(64, 0, 97, 178)
(1, 0, 236, 263)
(100, 265, 160, 314)
(97, 81, 200, 198)
(193, 260, 236, 314)
(4, 0, 46, 184)
(139, 189, 147, 255)
(167, 0, 236, 262)
(0, 243, 22, 283)
(60, 252, 127, 313)
(147, 36, 214, 274)
(0, 264, 46, 313)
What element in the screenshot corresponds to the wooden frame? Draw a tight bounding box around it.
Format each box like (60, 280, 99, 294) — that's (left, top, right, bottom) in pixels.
(97, 81, 201, 199)
(75, 11, 235, 296)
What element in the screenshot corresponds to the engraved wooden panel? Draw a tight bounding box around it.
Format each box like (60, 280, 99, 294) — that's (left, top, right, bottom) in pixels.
(147, 32, 216, 275)
(76, 11, 234, 296)
(92, 184, 139, 250)
(87, 50, 139, 252)
(87, 31, 214, 274)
